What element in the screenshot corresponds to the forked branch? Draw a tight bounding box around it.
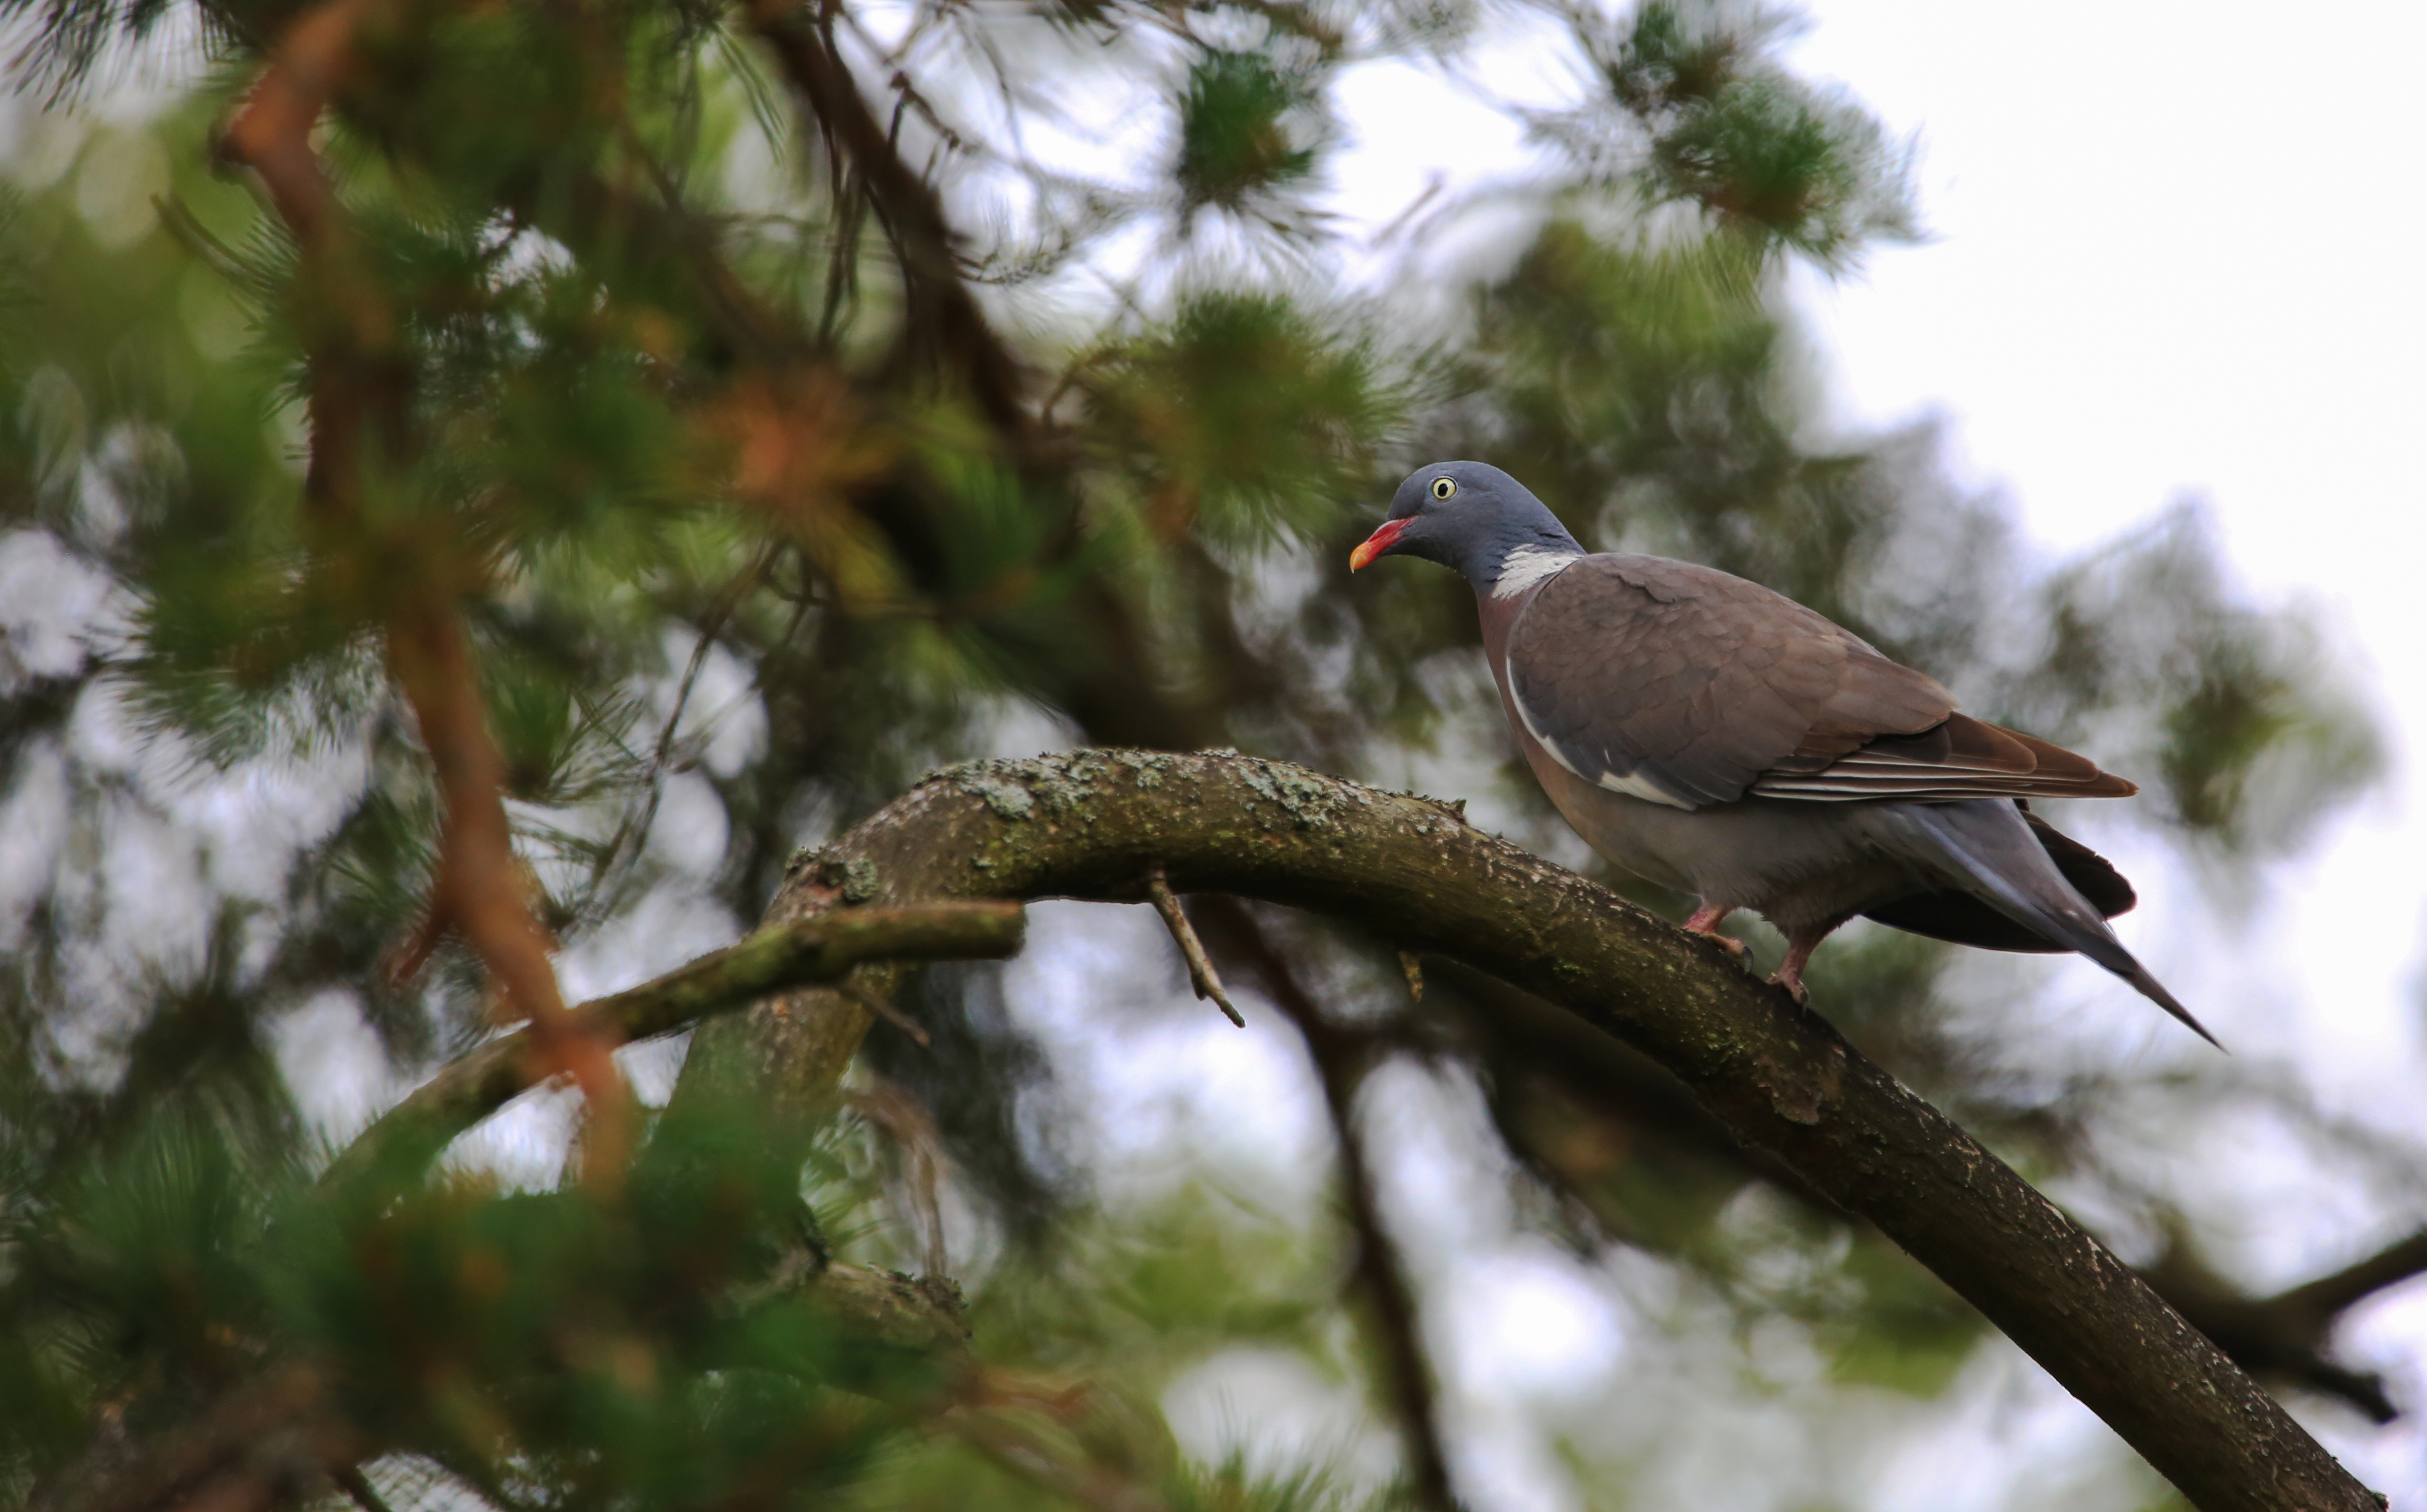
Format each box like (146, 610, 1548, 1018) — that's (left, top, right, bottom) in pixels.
(323, 901, 1024, 1189)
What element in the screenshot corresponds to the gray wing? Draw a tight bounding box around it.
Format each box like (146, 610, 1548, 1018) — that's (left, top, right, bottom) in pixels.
(1505, 555, 2135, 809)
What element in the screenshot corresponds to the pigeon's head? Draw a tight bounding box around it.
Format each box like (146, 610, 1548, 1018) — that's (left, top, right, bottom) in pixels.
(1350, 461, 1584, 591)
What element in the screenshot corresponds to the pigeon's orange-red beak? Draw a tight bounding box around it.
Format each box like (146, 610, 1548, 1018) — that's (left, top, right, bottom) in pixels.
(1349, 517, 1411, 572)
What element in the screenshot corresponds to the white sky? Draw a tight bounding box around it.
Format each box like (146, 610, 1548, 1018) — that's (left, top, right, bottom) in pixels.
(1781, 0, 2427, 1069)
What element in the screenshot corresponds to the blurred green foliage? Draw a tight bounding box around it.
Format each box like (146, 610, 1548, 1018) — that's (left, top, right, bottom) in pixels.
(1175, 49, 1327, 221)
(0, 0, 2383, 1505)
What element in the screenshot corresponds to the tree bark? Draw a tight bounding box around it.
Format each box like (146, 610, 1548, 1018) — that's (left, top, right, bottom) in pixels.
(684, 748, 2381, 1512)
(325, 901, 1023, 1188)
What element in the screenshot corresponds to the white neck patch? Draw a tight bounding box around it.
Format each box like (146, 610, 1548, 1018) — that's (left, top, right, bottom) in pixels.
(1491, 543, 1582, 600)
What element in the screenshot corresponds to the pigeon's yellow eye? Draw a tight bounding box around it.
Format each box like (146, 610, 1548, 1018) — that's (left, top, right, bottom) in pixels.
(1431, 477, 1456, 500)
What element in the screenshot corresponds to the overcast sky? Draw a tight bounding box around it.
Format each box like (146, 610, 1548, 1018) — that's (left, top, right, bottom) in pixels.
(1782, 0, 2427, 1062)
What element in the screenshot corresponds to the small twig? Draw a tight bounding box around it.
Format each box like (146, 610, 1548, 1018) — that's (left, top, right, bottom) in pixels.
(850, 1077, 951, 1278)
(746, 1, 1031, 443)
(1144, 866, 1244, 1027)
(331, 1466, 395, 1512)
(847, 982, 932, 1047)
(585, 543, 778, 924)
(942, 1405, 1169, 1512)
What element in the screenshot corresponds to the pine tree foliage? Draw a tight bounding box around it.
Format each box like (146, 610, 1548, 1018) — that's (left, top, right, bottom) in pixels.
(0, 0, 2390, 1505)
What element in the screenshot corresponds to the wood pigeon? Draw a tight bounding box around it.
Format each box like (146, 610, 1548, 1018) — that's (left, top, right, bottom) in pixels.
(1351, 460, 2211, 1044)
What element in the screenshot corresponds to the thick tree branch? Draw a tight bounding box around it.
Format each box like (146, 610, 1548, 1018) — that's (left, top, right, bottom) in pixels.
(323, 901, 1023, 1189)
(1447, 960, 2423, 1422)
(686, 749, 2378, 1512)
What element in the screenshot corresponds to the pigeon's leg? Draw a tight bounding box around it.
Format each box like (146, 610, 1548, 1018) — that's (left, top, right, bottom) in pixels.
(1683, 902, 1748, 959)
(1769, 918, 1850, 1005)
(1770, 942, 1817, 1005)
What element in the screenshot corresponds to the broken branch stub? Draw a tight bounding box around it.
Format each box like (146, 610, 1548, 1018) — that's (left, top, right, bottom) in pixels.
(1147, 864, 1247, 1026)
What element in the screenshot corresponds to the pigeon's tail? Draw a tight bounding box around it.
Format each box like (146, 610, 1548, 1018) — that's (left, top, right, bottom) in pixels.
(1881, 800, 2218, 1048)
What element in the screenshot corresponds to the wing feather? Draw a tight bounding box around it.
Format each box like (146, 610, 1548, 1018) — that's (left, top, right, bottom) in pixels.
(1864, 809, 2138, 950)
(1505, 555, 2136, 809)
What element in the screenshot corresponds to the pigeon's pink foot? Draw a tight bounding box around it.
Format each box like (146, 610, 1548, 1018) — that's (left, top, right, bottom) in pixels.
(1684, 902, 1747, 960)
(1769, 936, 1821, 1005)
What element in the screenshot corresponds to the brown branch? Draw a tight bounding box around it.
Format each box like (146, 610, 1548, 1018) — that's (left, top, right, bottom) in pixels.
(1445, 959, 2426, 1423)
(331, 1466, 396, 1512)
(215, 0, 408, 525)
(678, 750, 2382, 1512)
(2152, 1229, 2427, 1425)
(382, 599, 634, 1178)
(220, 0, 631, 1179)
(1191, 899, 1459, 1512)
(2277, 1228, 2427, 1321)
(745, 1, 1029, 443)
(321, 900, 1024, 1189)
(941, 1406, 1170, 1512)
(1146, 867, 1246, 1027)
(217, 0, 378, 261)
(35, 1362, 350, 1512)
